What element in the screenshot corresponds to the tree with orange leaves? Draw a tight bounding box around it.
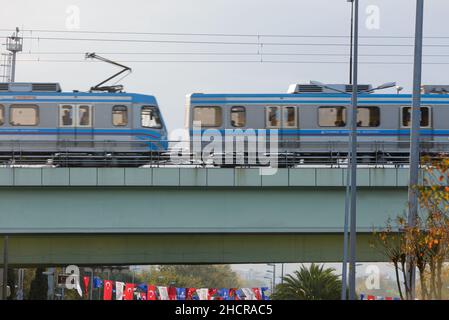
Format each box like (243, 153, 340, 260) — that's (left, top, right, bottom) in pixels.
(373, 156, 449, 300)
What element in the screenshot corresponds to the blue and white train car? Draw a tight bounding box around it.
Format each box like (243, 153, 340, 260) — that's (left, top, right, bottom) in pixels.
(186, 83, 449, 164)
(0, 82, 168, 165)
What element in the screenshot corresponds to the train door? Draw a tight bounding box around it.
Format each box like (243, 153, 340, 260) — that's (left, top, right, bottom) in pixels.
(281, 106, 299, 149)
(75, 104, 93, 148)
(265, 106, 299, 150)
(58, 104, 76, 149)
(58, 104, 93, 149)
(265, 106, 281, 152)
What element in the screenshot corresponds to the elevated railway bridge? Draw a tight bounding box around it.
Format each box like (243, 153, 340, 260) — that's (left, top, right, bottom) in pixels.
(0, 165, 420, 266)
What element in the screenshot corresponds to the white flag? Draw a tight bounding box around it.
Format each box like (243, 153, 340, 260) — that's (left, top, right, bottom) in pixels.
(116, 281, 125, 300)
(196, 288, 209, 300)
(242, 288, 256, 300)
(76, 281, 83, 297)
(157, 286, 169, 300)
(70, 274, 82, 297)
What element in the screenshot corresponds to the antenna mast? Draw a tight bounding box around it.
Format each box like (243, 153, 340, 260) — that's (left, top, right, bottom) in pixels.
(85, 53, 132, 92)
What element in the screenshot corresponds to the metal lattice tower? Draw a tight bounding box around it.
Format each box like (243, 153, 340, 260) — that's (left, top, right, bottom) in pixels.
(0, 53, 12, 83)
(5, 27, 23, 83)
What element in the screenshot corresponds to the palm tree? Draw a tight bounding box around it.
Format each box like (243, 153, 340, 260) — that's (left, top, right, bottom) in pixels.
(272, 264, 342, 300)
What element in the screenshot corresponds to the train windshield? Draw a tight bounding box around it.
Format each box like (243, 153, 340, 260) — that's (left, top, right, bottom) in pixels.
(141, 106, 162, 128)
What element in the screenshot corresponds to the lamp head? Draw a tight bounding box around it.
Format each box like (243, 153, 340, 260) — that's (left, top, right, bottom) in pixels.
(377, 82, 397, 90)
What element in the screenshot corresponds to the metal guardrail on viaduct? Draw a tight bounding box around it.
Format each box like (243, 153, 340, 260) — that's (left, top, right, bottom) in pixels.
(0, 167, 414, 266)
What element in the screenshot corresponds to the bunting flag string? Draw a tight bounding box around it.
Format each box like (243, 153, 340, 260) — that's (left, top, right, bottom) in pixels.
(74, 273, 271, 301)
(360, 293, 401, 300)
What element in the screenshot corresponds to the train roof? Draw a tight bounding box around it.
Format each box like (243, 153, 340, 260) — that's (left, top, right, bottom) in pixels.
(0, 82, 158, 105)
(189, 83, 449, 101)
(188, 92, 449, 102)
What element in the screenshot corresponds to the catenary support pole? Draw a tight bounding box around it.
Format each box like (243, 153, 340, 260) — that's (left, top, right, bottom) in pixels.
(348, 0, 359, 301)
(407, 0, 424, 301)
(342, 1, 355, 300)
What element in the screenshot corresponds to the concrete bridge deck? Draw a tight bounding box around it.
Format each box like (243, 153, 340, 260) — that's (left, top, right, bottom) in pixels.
(0, 167, 413, 265)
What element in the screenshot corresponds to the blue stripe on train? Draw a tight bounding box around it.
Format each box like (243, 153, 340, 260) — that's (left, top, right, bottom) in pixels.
(0, 128, 162, 139)
(190, 100, 449, 105)
(190, 129, 448, 136)
(0, 128, 166, 151)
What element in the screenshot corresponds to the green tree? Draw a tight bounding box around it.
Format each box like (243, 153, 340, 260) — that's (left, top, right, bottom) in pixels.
(137, 265, 242, 288)
(272, 264, 342, 300)
(22, 269, 37, 300)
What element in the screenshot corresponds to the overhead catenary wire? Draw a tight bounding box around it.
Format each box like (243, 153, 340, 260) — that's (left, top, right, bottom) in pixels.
(2, 28, 449, 67)
(8, 36, 449, 47)
(16, 51, 449, 58)
(2, 28, 449, 39)
(13, 59, 449, 65)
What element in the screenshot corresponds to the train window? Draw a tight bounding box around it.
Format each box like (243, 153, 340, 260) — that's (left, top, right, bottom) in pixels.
(318, 106, 346, 127)
(192, 106, 222, 127)
(401, 106, 431, 127)
(231, 106, 246, 127)
(78, 105, 92, 127)
(266, 106, 281, 128)
(283, 106, 297, 128)
(141, 106, 162, 128)
(357, 106, 380, 127)
(10, 105, 39, 126)
(59, 105, 74, 126)
(0, 105, 4, 125)
(112, 105, 128, 126)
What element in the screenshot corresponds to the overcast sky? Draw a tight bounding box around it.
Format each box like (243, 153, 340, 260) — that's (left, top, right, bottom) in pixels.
(1, 0, 448, 131)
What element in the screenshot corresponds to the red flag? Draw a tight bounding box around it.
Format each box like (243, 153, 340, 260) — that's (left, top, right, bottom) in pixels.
(367, 295, 376, 300)
(124, 283, 135, 300)
(147, 285, 157, 300)
(168, 286, 177, 300)
(208, 288, 217, 300)
(229, 288, 239, 300)
(140, 292, 147, 300)
(83, 276, 90, 297)
(252, 288, 262, 300)
(385, 297, 393, 300)
(103, 280, 113, 300)
(186, 288, 196, 300)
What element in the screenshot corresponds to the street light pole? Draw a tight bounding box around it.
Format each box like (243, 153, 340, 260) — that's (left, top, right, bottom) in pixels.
(342, 0, 355, 300)
(348, 0, 354, 84)
(348, 0, 359, 301)
(267, 263, 276, 293)
(407, 0, 424, 300)
(281, 263, 284, 285)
